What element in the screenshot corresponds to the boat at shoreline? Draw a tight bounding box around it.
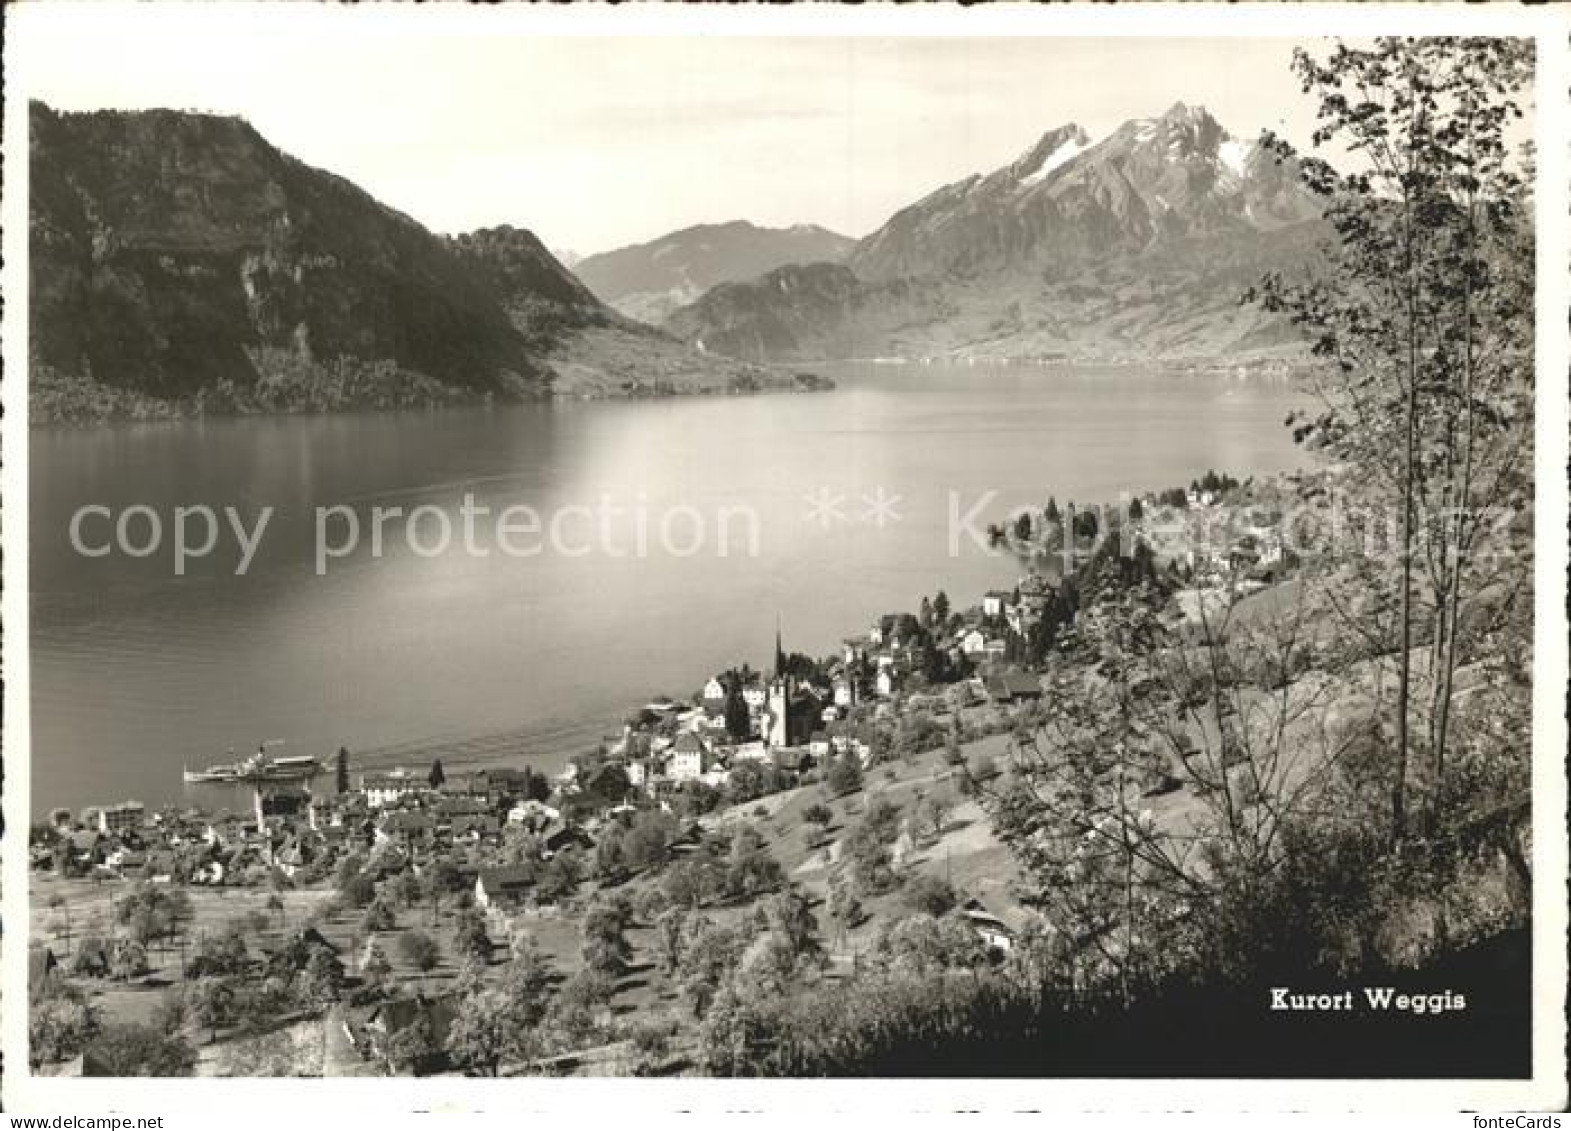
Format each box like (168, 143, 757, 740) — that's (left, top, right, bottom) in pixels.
(183, 746, 322, 786)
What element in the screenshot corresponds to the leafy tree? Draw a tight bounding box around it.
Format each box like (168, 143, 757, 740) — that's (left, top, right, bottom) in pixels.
(451, 907, 492, 967)
(536, 847, 582, 903)
(653, 905, 689, 975)
(726, 760, 785, 805)
(385, 1014, 437, 1074)
(902, 874, 958, 918)
(624, 810, 677, 872)
(398, 930, 441, 972)
(933, 590, 951, 625)
(633, 885, 669, 925)
(914, 788, 955, 842)
(754, 887, 822, 965)
(661, 856, 717, 910)
(295, 947, 344, 1008)
(110, 939, 150, 982)
(340, 872, 377, 910)
(725, 823, 784, 899)
(360, 898, 396, 933)
(361, 942, 393, 992)
(828, 877, 863, 935)
(581, 901, 632, 975)
(336, 747, 351, 794)
(678, 919, 745, 1019)
(187, 928, 248, 978)
(84, 1022, 198, 1077)
(875, 914, 985, 977)
(28, 992, 100, 1068)
(184, 977, 238, 1042)
(1252, 37, 1534, 838)
(446, 987, 539, 1076)
(428, 758, 446, 789)
(826, 752, 863, 797)
(723, 684, 753, 741)
(150, 987, 188, 1036)
(802, 802, 833, 843)
(595, 821, 630, 882)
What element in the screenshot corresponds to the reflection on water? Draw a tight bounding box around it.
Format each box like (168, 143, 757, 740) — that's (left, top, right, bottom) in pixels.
(29, 364, 1308, 811)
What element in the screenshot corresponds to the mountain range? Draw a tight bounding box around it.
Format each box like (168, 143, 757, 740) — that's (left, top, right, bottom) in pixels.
(28, 99, 1321, 423)
(574, 220, 855, 324)
(664, 103, 1321, 365)
(27, 102, 783, 423)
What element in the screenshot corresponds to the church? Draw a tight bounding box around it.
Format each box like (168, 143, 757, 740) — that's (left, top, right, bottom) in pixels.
(760, 625, 823, 748)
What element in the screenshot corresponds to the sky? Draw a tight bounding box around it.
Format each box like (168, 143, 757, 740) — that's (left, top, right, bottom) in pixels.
(13, 6, 1328, 256)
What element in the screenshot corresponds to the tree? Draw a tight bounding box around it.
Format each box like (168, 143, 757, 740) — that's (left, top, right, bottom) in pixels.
(875, 914, 984, 977)
(110, 939, 150, 982)
(398, 930, 441, 972)
(184, 977, 238, 1042)
(902, 874, 958, 918)
(446, 987, 537, 1077)
(388, 869, 423, 908)
(150, 987, 189, 1036)
(451, 907, 492, 967)
(581, 902, 632, 976)
(385, 1014, 437, 1074)
(340, 872, 377, 910)
(361, 942, 393, 992)
(678, 920, 745, 1019)
(828, 878, 863, 937)
(29, 992, 100, 1068)
(83, 1022, 198, 1077)
(723, 684, 752, 741)
(360, 898, 396, 933)
(662, 856, 718, 910)
(624, 810, 676, 872)
(595, 822, 630, 882)
(536, 847, 582, 903)
(336, 746, 351, 794)
(915, 788, 954, 842)
(802, 802, 833, 844)
(826, 753, 863, 797)
(187, 928, 248, 978)
(754, 887, 822, 967)
(1252, 37, 1534, 839)
(725, 823, 784, 899)
(654, 905, 689, 975)
(295, 947, 344, 1008)
(933, 590, 951, 625)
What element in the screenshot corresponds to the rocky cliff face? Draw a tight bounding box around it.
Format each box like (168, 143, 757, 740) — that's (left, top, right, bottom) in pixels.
(666, 104, 1324, 366)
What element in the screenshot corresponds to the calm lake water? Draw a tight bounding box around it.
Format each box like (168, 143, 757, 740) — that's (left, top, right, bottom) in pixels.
(29, 364, 1309, 813)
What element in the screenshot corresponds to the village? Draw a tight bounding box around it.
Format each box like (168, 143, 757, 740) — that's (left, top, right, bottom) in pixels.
(27, 474, 1299, 1077)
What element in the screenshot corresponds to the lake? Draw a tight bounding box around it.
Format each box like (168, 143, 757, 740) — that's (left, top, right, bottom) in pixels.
(28, 363, 1310, 813)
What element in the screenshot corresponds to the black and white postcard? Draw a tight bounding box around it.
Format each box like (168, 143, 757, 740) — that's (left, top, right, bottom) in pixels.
(2, 2, 1566, 1116)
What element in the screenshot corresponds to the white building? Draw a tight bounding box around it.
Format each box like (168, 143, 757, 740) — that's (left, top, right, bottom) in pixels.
(668, 733, 714, 780)
(362, 772, 420, 809)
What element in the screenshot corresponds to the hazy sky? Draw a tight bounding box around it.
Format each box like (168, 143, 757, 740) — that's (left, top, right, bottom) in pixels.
(15, 7, 1327, 255)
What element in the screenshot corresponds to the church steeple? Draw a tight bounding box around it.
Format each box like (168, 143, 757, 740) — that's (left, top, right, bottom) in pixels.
(774, 614, 787, 680)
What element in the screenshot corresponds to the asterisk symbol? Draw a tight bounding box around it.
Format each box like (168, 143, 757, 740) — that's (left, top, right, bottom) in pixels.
(802, 486, 848, 529)
(859, 486, 903, 528)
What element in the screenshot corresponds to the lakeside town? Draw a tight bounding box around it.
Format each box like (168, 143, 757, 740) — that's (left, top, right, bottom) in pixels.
(27, 471, 1305, 1077)
(15, 28, 1545, 1094)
